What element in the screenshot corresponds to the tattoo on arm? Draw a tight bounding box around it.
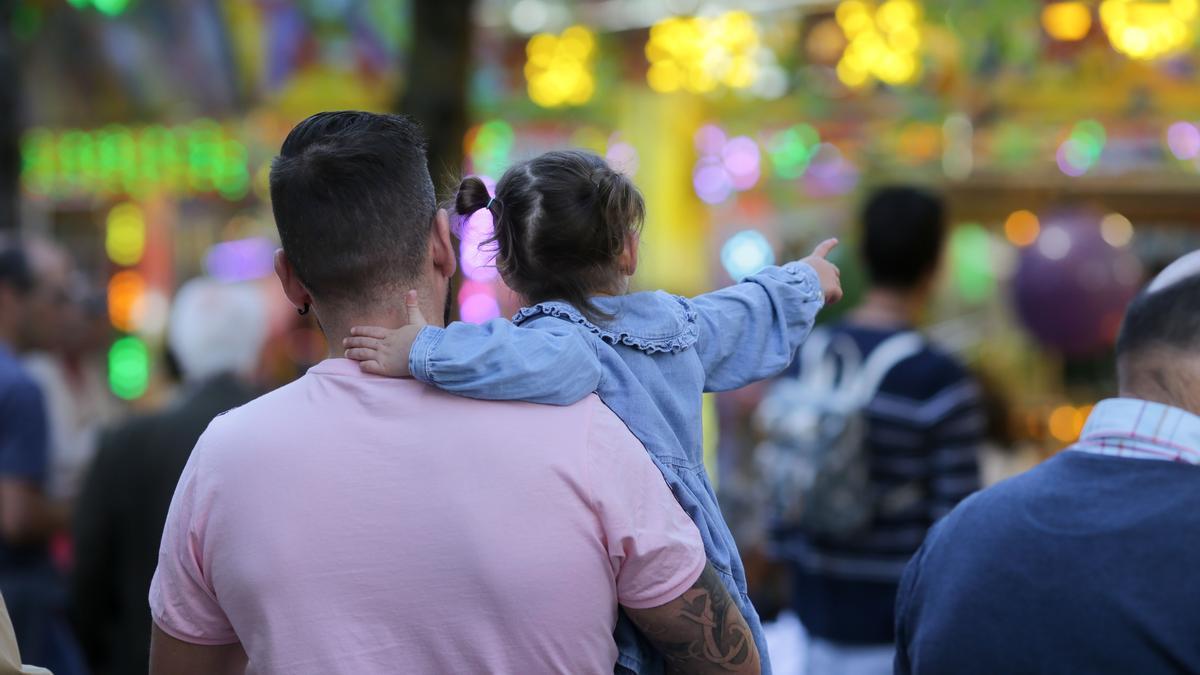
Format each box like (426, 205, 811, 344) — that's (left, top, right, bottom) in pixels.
(625, 564, 761, 674)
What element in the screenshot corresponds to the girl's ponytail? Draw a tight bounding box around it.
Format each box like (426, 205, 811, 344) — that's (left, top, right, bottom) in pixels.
(454, 176, 492, 218)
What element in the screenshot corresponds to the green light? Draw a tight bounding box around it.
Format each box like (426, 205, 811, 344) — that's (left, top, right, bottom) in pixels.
(66, 0, 89, 7)
(951, 223, 994, 303)
(470, 120, 515, 177)
(108, 336, 150, 400)
(768, 124, 820, 179)
(19, 129, 53, 196)
(92, 0, 132, 16)
(1068, 119, 1106, 168)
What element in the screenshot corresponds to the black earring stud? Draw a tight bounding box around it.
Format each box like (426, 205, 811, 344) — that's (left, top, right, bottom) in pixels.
(297, 303, 310, 316)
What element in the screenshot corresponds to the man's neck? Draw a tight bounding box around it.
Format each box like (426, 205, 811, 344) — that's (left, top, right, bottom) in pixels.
(1120, 362, 1200, 419)
(850, 287, 925, 328)
(318, 305, 445, 360)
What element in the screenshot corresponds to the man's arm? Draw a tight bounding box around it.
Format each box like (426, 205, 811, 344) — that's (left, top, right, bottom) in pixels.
(0, 380, 63, 544)
(625, 564, 760, 674)
(150, 623, 246, 675)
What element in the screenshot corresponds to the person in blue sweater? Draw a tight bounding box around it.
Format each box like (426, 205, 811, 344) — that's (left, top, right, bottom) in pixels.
(342, 149, 843, 674)
(895, 250, 1200, 674)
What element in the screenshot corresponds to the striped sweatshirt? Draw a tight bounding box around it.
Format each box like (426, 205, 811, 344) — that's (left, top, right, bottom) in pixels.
(772, 323, 983, 645)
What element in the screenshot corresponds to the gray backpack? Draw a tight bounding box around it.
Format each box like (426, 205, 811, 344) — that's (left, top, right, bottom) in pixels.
(754, 328, 925, 540)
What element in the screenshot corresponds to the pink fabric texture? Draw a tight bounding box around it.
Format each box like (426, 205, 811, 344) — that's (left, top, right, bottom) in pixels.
(150, 358, 704, 674)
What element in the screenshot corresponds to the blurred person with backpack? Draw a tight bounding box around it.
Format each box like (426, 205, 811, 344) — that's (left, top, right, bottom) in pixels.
(755, 187, 983, 675)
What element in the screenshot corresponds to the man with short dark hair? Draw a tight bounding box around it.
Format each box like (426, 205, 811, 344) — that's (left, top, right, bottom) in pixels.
(772, 187, 982, 674)
(896, 251, 1200, 674)
(149, 112, 760, 674)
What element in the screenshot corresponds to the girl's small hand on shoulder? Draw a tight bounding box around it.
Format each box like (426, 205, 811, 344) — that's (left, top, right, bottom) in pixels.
(342, 290, 427, 378)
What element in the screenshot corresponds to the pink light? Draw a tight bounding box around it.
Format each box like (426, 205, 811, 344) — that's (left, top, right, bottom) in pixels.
(803, 144, 859, 197)
(693, 160, 734, 205)
(722, 136, 761, 191)
(460, 209, 499, 282)
(1167, 122, 1200, 160)
(460, 290, 501, 324)
(694, 125, 727, 157)
(606, 142, 639, 177)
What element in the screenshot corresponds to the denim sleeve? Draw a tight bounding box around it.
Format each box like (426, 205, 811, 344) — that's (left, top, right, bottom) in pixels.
(690, 261, 824, 393)
(408, 319, 603, 405)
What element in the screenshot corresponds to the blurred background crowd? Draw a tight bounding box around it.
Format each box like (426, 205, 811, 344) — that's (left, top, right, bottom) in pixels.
(0, 0, 1197, 672)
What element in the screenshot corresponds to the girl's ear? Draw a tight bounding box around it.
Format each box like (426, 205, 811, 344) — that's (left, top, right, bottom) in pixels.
(619, 232, 640, 277)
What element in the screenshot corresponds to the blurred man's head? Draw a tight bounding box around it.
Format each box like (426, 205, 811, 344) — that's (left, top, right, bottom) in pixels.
(167, 278, 267, 383)
(22, 238, 73, 352)
(268, 111, 455, 340)
(0, 243, 34, 349)
(1116, 252, 1200, 415)
(859, 186, 946, 294)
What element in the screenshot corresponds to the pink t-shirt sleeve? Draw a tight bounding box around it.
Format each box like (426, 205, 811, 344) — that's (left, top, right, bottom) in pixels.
(148, 436, 238, 645)
(585, 401, 707, 610)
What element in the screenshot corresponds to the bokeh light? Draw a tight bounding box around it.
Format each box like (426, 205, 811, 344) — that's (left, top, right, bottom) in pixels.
(803, 143, 860, 196)
(1056, 119, 1106, 176)
(606, 140, 639, 177)
(1166, 121, 1200, 159)
(693, 159, 735, 205)
(1100, 212, 1135, 247)
(460, 208, 500, 283)
(108, 336, 149, 400)
(835, 0, 923, 89)
(721, 230, 775, 281)
(204, 237, 277, 282)
(459, 282, 502, 324)
(525, 25, 596, 108)
(105, 202, 145, 266)
(108, 270, 146, 332)
(645, 11, 763, 94)
(1038, 225, 1073, 260)
(465, 120, 515, 178)
(1004, 210, 1041, 247)
(1100, 0, 1198, 61)
(1048, 404, 1088, 443)
(767, 124, 820, 179)
(19, 121, 249, 201)
(721, 136, 761, 191)
(950, 223, 995, 303)
(1042, 2, 1093, 41)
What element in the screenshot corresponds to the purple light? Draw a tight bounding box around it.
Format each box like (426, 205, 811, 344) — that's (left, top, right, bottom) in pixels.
(803, 144, 859, 197)
(203, 238, 276, 282)
(693, 160, 734, 205)
(1167, 122, 1200, 160)
(1056, 142, 1088, 177)
(460, 290, 500, 324)
(460, 209, 499, 282)
(722, 136, 761, 191)
(606, 142, 640, 177)
(694, 124, 727, 157)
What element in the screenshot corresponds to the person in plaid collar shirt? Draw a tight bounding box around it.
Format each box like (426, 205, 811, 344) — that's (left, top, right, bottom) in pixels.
(894, 251, 1200, 675)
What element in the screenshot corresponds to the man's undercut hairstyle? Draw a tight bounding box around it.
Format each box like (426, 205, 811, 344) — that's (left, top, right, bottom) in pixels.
(269, 111, 436, 304)
(1116, 271, 1200, 362)
(859, 186, 946, 291)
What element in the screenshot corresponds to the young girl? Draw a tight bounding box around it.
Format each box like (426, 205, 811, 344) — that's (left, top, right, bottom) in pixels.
(343, 150, 841, 674)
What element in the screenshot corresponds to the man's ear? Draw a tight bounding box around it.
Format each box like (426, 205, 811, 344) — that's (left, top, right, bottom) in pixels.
(273, 249, 313, 312)
(430, 209, 457, 281)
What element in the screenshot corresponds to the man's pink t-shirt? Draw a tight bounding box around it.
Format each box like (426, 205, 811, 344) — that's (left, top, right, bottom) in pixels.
(149, 358, 705, 674)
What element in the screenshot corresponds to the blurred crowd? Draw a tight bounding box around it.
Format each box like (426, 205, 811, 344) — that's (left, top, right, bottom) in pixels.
(0, 238, 266, 675)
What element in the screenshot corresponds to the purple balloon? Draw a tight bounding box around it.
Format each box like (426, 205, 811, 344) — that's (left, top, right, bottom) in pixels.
(1012, 210, 1142, 357)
